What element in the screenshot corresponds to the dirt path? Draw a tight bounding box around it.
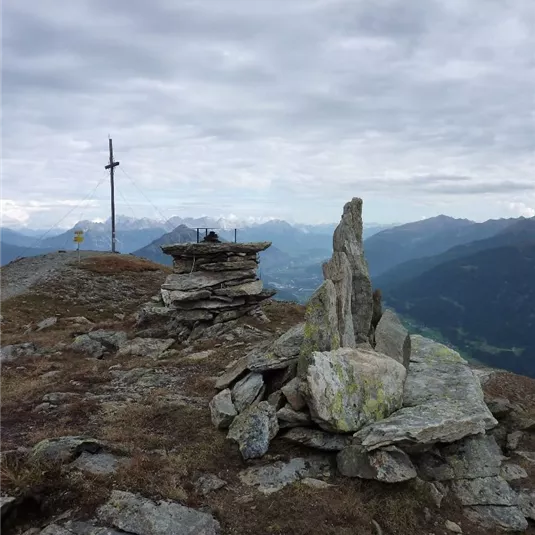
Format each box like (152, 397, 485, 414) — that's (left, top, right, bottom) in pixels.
(0, 251, 107, 302)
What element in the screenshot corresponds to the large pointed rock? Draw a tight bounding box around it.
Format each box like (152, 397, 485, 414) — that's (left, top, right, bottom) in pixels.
(355, 336, 497, 450)
(227, 402, 279, 460)
(374, 310, 411, 368)
(304, 347, 406, 433)
(299, 281, 339, 373)
(322, 252, 355, 348)
(332, 198, 372, 344)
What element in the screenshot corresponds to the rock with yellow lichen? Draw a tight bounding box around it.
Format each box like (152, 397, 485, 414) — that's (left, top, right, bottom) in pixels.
(303, 347, 406, 433)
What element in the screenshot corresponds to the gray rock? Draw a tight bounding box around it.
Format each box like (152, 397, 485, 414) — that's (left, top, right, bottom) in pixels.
(239, 456, 332, 494)
(356, 337, 497, 450)
(116, 338, 175, 359)
(332, 198, 373, 344)
(517, 489, 535, 520)
(231, 372, 264, 413)
(69, 452, 128, 475)
(267, 390, 285, 410)
(301, 477, 333, 489)
(42, 392, 81, 405)
(162, 271, 256, 291)
(72, 335, 106, 358)
(277, 405, 312, 428)
(464, 505, 527, 532)
(31, 436, 102, 463)
(500, 462, 527, 481)
(444, 520, 462, 533)
(97, 490, 220, 534)
(304, 347, 406, 433)
(416, 435, 504, 481)
(174, 298, 246, 310)
(194, 474, 227, 495)
(162, 241, 271, 256)
(374, 310, 411, 369)
(281, 377, 306, 411)
(36, 316, 58, 331)
(209, 389, 237, 429)
(215, 357, 248, 390)
(0, 342, 38, 363)
(322, 252, 355, 348)
(87, 330, 128, 349)
(485, 397, 514, 418)
(450, 476, 516, 506)
(62, 520, 125, 535)
(515, 451, 535, 463)
(299, 280, 340, 371)
(161, 289, 211, 305)
(201, 260, 258, 272)
(247, 324, 304, 372)
(213, 280, 263, 297)
(281, 427, 353, 451)
(337, 445, 416, 482)
(227, 401, 279, 460)
(506, 431, 523, 451)
(37, 526, 73, 535)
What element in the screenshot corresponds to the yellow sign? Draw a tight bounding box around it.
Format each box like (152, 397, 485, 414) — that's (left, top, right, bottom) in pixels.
(74, 230, 84, 243)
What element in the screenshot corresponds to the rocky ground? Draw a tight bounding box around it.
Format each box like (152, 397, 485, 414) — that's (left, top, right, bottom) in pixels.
(2, 252, 535, 535)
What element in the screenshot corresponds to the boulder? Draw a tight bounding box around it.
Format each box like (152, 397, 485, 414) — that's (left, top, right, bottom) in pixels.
(209, 389, 237, 429)
(71, 335, 106, 358)
(337, 445, 416, 482)
(450, 476, 516, 506)
(31, 436, 102, 463)
(97, 490, 220, 535)
(355, 336, 497, 450)
(304, 347, 406, 433)
(464, 505, 527, 532)
(281, 377, 306, 411)
(87, 330, 128, 350)
(281, 427, 353, 452)
(231, 372, 264, 413)
(416, 435, 504, 481)
(332, 198, 373, 343)
(247, 324, 304, 372)
(227, 401, 279, 460)
(215, 357, 248, 390)
(116, 338, 175, 359)
(299, 281, 340, 372)
(374, 310, 410, 368)
(322, 252, 355, 347)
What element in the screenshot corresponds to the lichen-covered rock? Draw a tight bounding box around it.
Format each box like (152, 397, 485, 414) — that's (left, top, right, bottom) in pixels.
(97, 490, 220, 534)
(374, 310, 411, 369)
(231, 372, 264, 413)
(322, 252, 355, 348)
(31, 436, 102, 463)
(298, 280, 339, 374)
(227, 401, 278, 460)
(209, 389, 237, 429)
(304, 347, 406, 433)
(247, 324, 304, 372)
(332, 198, 373, 344)
(337, 445, 416, 482)
(355, 336, 497, 450)
(281, 427, 353, 451)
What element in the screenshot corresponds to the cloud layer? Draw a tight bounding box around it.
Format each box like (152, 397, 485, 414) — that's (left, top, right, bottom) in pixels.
(3, 0, 535, 226)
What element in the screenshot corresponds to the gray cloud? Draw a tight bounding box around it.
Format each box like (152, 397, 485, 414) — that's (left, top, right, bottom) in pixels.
(2, 0, 535, 227)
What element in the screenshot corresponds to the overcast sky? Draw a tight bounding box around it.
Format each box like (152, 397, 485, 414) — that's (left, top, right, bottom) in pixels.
(2, 0, 535, 228)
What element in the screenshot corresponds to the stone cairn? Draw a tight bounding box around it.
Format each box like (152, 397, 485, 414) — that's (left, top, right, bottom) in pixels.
(209, 198, 530, 532)
(136, 240, 275, 341)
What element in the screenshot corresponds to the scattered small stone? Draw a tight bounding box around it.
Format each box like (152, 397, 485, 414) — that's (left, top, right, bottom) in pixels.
(194, 473, 227, 495)
(445, 520, 462, 533)
(300, 477, 333, 489)
(116, 338, 175, 359)
(184, 349, 214, 362)
(36, 316, 58, 331)
(506, 431, 523, 451)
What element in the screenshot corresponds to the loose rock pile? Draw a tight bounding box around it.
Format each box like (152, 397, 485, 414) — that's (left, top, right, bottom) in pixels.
(209, 197, 531, 532)
(136, 242, 275, 341)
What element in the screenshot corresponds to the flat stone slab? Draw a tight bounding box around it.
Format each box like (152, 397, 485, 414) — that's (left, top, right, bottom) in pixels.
(239, 456, 332, 494)
(161, 241, 271, 256)
(97, 490, 220, 535)
(70, 452, 128, 476)
(162, 271, 257, 292)
(355, 336, 497, 450)
(281, 427, 353, 451)
(215, 357, 248, 390)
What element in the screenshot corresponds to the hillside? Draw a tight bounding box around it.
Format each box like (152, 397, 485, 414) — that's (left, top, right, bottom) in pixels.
(376, 217, 535, 290)
(1, 242, 55, 266)
(365, 215, 519, 277)
(384, 242, 535, 376)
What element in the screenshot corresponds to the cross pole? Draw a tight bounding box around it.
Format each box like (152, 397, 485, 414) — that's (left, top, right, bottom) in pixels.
(104, 138, 120, 253)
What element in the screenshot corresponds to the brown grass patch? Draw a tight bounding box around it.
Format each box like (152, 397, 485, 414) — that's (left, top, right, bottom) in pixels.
(79, 254, 171, 275)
